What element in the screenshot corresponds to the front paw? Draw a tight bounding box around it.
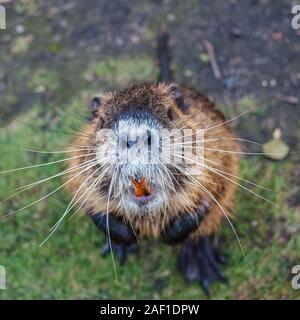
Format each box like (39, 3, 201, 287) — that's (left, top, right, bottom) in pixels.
(91, 213, 137, 244)
(161, 200, 209, 244)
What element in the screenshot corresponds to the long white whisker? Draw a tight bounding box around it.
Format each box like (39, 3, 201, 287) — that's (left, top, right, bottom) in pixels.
(0, 142, 94, 154)
(55, 106, 94, 129)
(204, 108, 252, 132)
(0, 152, 98, 174)
(0, 161, 100, 219)
(65, 166, 111, 223)
(203, 157, 274, 192)
(169, 163, 251, 274)
(173, 133, 262, 145)
(119, 168, 140, 243)
(172, 153, 278, 207)
(1, 159, 98, 202)
(40, 165, 108, 246)
(20, 147, 94, 154)
(170, 107, 252, 138)
(172, 143, 289, 156)
(106, 165, 118, 282)
(198, 181, 252, 275)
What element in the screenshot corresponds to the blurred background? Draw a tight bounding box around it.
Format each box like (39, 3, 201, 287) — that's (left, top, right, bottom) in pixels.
(0, 0, 299, 299)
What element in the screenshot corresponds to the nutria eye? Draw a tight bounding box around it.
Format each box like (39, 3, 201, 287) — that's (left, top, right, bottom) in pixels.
(90, 96, 102, 112)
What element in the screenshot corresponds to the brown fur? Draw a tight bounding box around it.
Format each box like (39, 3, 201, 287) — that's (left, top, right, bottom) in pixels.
(65, 83, 239, 240)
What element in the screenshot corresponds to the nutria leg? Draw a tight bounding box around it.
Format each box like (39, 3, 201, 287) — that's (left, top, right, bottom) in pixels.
(90, 212, 138, 265)
(178, 236, 227, 295)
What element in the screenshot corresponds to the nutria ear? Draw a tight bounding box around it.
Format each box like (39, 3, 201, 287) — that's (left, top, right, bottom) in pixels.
(169, 83, 189, 112)
(90, 96, 102, 116)
(169, 83, 182, 100)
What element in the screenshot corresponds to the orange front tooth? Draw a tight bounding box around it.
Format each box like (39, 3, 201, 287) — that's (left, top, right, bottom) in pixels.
(140, 177, 151, 195)
(131, 177, 144, 197)
(131, 178, 139, 188)
(131, 177, 151, 197)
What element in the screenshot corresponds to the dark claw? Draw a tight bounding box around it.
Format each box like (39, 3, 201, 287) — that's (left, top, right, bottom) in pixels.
(213, 249, 227, 265)
(178, 237, 227, 295)
(201, 279, 210, 297)
(102, 241, 139, 265)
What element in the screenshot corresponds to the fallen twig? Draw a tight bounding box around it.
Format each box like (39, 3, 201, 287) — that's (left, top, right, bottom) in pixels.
(203, 40, 222, 80)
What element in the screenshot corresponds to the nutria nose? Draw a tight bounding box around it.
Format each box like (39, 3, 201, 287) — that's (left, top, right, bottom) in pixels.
(126, 133, 151, 149)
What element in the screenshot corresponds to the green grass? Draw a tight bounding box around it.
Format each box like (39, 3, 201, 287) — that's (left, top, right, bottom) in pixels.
(0, 57, 299, 299)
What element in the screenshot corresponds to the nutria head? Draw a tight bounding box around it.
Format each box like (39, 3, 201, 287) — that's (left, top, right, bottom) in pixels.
(87, 83, 203, 215)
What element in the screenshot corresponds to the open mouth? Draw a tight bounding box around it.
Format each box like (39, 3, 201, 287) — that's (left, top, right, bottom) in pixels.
(130, 176, 157, 204)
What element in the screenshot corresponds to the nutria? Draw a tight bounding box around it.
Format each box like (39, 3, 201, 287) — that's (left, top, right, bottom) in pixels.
(65, 33, 239, 293)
